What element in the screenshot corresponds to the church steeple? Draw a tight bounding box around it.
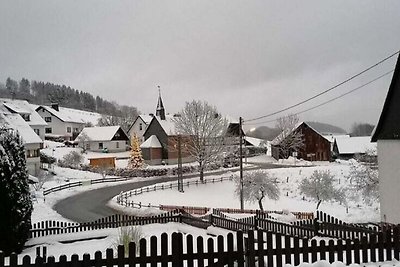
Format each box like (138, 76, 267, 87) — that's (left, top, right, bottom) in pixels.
(156, 86, 166, 120)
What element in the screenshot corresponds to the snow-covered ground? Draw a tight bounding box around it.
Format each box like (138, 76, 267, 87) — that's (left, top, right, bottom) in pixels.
(112, 163, 379, 223)
(24, 148, 383, 267)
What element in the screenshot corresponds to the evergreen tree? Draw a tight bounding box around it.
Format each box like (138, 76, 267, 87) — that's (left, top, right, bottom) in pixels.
(6, 77, 18, 98)
(128, 134, 144, 169)
(18, 78, 31, 97)
(0, 128, 33, 255)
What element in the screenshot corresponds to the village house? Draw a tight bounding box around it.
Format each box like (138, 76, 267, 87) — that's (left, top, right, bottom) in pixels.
(271, 122, 332, 161)
(141, 91, 244, 165)
(371, 54, 400, 224)
(0, 98, 47, 140)
(35, 103, 101, 141)
(244, 136, 269, 156)
(0, 110, 43, 176)
(75, 126, 130, 153)
(127, 114, 153, 142)
(333, 136, 376, 160)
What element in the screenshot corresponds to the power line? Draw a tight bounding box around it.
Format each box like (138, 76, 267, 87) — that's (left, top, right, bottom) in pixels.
(244, 69, 395, 126)
(244, 49, 400, 123)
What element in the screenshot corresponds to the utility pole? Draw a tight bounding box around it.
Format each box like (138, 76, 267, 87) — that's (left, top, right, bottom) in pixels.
(239, 117, 244, 210)
(177, 135, 184, 192)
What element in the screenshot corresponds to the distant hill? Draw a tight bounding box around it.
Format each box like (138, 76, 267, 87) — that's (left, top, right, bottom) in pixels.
(306, 121, 347, 135)
(247, 121, 347, 141)
(246, 126, 280, 141)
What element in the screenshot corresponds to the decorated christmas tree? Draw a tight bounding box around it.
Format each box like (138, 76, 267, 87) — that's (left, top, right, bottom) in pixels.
(0, 128, 33, 255)
(128, 134, 144, 169)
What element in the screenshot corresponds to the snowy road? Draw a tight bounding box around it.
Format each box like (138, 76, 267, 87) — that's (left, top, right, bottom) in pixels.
(54, 163, 293, 222)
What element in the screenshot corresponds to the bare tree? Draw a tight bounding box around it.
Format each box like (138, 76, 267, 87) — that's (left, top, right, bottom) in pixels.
(235, 170, 280, 211)
(97, 114, 133, 133)
(299, 170, 345, 209)
(346, 154, 379, 204)
(173, 100, 228, 181)
(350, 122, 375, 137)
(76, 132, 91, 153)
(273, 114, 304, 159)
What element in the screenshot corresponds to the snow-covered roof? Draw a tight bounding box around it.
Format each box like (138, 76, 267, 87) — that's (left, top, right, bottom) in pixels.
(37, 105, 101, 125)
(75, 126, 123, 142)
(335, 136, 377, 155)
(0, 113, 43, 144)
(0, 98, 47, 126)
(140, 135, 162, 148)
(322, 134, 350, 143)
(372, 54, 400, 142)
(271, 121, 331, 145)
(271, 121, 303, 145)
(244, 136, 267, 147)
(140, 115, 153, 124)
(156, 115, 176, 135)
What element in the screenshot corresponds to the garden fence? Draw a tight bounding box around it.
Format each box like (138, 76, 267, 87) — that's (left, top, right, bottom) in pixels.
(5, 227, 400, 267)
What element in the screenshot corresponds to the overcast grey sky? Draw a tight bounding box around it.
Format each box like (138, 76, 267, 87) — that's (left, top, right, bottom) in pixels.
(1, 1, 399, 131)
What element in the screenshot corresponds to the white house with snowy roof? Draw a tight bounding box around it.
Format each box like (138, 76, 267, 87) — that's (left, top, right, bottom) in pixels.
(75, 125, 130, 153)
(371, 54, 400, 224)
(333, 136, 376, 160)
(127, 114, 153, 142)
(35, 103, 101, 140)
(0, 112, 43, 176)
(0, 98, 47, 140)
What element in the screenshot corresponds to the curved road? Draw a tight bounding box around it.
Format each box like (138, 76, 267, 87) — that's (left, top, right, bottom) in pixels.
(55, 163, 295, 222)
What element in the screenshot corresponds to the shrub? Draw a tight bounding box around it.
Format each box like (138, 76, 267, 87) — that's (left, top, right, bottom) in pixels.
(40, 152, 56, 164)
(113, 226, 144, 256)
(58, 151, 83, 168)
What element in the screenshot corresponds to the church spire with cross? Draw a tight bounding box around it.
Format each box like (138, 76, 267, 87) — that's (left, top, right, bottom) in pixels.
(156, 85, 166, 120)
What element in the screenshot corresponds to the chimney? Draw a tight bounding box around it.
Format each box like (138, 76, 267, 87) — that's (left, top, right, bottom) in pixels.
(51, 103, 59, 111)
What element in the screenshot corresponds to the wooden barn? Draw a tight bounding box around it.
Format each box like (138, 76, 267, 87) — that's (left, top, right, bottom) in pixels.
(271, 122, 331, 161)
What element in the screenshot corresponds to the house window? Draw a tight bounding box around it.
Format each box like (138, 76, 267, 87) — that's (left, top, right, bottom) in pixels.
(139, 123, 143, 131)
(86, 144, 90, 150)
(34, 129, 40, 136)
(73, 128, 79, 132)
(45, 117, 52, 122)
(99, 142, 103, 149)
(67, 127, 71, 133)
(116, 142, 119, 149)
(45, 128, 52, 134)
(27, 149, 39, 158)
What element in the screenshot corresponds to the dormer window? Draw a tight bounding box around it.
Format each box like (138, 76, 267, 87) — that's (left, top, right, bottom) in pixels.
(21, 114, 30, 122)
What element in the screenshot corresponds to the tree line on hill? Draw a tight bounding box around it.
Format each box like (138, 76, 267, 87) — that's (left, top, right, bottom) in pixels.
(0, 77, 139, 124)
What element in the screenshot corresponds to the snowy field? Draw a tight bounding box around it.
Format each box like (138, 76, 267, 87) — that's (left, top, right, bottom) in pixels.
(24, 147, 383, 266)
(114, 163, 379, 223)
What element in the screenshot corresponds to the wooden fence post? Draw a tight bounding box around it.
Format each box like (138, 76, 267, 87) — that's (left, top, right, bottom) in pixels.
(394, 226, 400, 261)
(171, 233, 183, 267)
(236, 231, 245, 267)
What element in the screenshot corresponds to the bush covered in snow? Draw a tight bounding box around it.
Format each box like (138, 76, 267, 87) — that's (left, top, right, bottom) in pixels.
(58, 151, 83, 168)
